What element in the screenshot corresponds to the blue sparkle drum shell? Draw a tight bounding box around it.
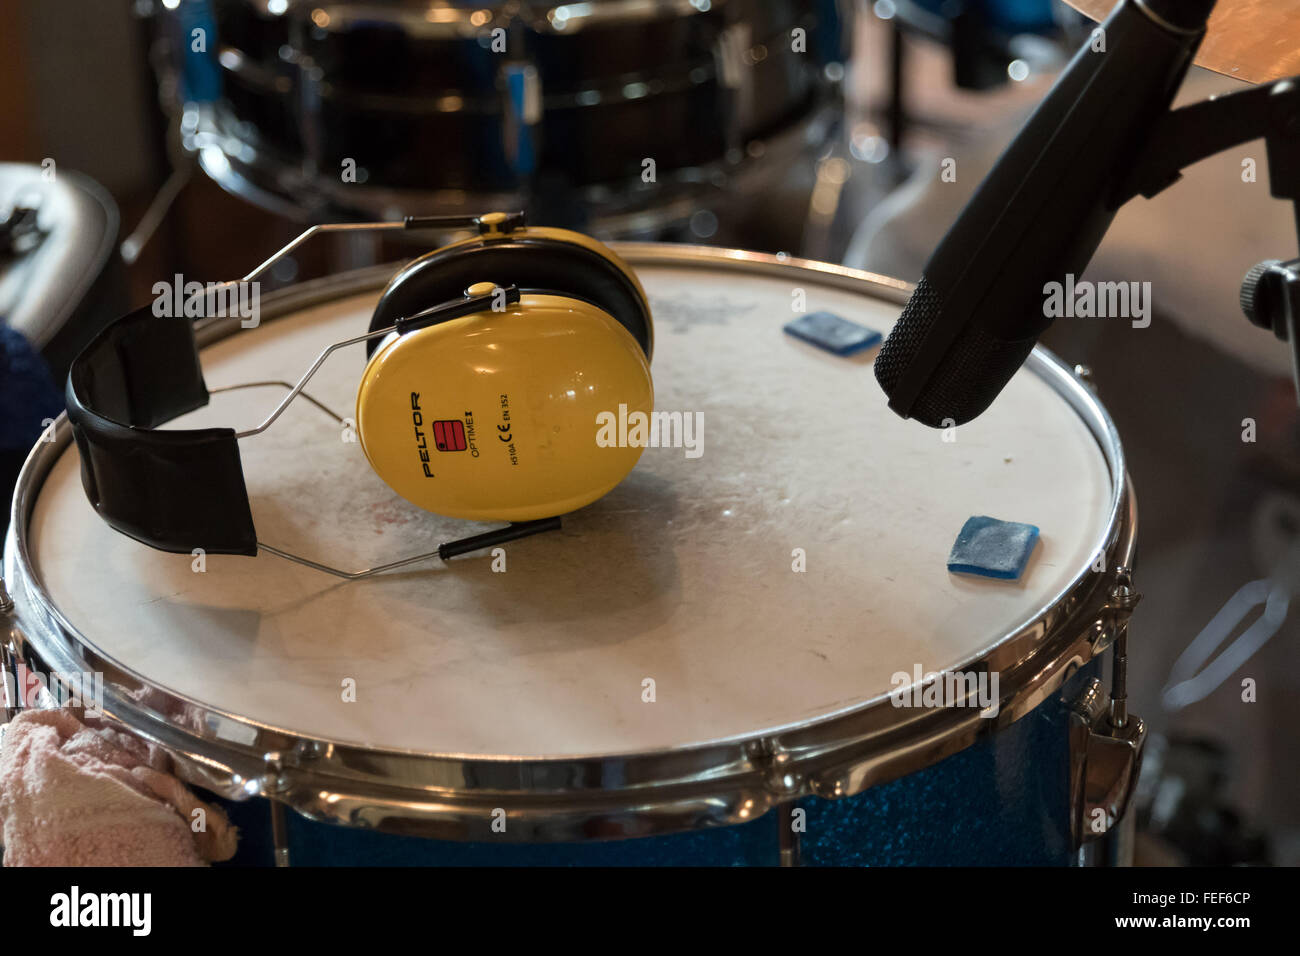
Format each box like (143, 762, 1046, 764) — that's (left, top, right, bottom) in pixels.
(219, 658, 1103, 866)
(3, 247, 1135, 866)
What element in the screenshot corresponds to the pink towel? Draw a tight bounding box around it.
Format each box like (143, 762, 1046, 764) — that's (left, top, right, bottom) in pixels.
(0, 708, 238, 866)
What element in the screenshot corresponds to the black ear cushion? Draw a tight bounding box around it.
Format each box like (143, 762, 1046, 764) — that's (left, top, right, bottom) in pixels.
(366, 237, 652, 359)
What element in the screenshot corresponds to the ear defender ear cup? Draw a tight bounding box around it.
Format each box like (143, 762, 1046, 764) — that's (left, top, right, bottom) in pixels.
(365, 227, 654, 361)
(355, 230, 655, 523)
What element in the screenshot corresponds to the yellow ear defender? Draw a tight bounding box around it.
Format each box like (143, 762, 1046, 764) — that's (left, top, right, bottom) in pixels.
(67, 211, 652, 568)
(355, 212, 655, 522)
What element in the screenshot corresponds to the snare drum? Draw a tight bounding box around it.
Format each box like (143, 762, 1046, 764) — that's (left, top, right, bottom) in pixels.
(2, 247, 1139, 865)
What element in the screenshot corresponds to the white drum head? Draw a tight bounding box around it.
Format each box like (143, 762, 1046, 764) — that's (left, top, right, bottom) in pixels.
(27, 252, 1115, 758)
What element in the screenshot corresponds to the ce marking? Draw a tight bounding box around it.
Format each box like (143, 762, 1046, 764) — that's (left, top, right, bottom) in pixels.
(498, 423, 511, 443)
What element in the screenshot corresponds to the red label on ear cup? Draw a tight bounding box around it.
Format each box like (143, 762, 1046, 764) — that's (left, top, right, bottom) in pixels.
(433, 419, 467, 452)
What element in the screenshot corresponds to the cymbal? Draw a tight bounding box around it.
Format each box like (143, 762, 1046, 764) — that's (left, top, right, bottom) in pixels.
(1063, 0, 1300, 85)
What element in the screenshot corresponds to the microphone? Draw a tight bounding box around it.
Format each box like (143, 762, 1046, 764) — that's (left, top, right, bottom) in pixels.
(875, 0, 1216, 427)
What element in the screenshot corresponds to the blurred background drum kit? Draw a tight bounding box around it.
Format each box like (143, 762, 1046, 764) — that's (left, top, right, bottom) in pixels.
(153, 0, 849, 237)
(0, 0, 1297, 868)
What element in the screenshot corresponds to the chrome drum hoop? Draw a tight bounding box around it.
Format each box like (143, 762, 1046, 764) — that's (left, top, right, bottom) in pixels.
(2, 247, 1136, 843)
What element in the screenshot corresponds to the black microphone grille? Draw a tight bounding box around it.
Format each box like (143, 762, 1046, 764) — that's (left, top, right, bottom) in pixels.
(874, 275, 1038, 428)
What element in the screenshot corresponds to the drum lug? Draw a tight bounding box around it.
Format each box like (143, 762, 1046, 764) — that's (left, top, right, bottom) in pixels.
(261, 751, 291, 795)
(1068, 677, 1146, 853)
(1109, 566, 1141, 614)
(1, 582, 26, 721)
(749, 740, 804, 798)
(1091, 565, 1141, 654)
(746, 740, 808, 865)
(1, 637, 18, 722)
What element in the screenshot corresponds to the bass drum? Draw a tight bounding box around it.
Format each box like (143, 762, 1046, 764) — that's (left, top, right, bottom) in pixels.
(152, 0, 849, 234)
(3, 247, 1138, 865)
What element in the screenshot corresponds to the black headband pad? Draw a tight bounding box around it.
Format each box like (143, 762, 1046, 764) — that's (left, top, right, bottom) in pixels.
(366, 237, 653, 359)
(65, 305, 257, 556)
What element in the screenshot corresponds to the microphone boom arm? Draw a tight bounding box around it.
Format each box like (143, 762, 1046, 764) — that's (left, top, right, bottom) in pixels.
(1116, 76, 1300, 217)
(1112, 76, 1300, 401)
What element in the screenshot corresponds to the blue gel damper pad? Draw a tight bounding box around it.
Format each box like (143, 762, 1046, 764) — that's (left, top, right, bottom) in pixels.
(783, 311, 882, 355)
(947, 515, 1040, 580)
